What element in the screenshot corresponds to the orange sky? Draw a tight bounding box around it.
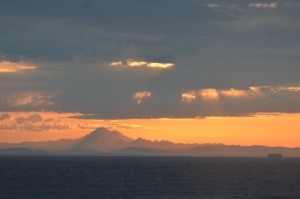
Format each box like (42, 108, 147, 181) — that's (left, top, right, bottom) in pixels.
(2, 0, 300, 151)
(0, 112, 299, 147)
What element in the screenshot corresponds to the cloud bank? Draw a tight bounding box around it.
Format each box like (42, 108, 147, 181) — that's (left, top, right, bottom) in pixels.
(0, 0, 299, 118)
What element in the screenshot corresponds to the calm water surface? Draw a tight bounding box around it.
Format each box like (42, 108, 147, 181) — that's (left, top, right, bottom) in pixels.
(0, 156, 299, 199)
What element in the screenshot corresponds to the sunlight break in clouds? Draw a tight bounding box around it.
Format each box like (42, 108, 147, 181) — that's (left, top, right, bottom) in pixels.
(133, 91, 152, 104)
(181, 91, 197, 103)
(219, 89, 249, 98)
(181, 86, 265, 103)
(207, 4, 238, 10)
(181, 85, 300, 104)
(109, 61, 123, 66)
(249, 3, 278, 9)
(0, 61, 37, 73)
(208, 4, 220, 9)
(278, 86, 300, 92)
(127, 60, 149, 67)
(199, 89, 219, 100)
(110, 59, 175, 69)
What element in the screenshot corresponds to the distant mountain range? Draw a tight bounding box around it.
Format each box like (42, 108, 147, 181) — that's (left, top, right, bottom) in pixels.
(1, 128, 300, 157)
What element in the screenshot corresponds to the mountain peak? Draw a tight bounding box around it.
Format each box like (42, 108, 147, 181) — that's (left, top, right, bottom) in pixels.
(74, 128, 132, 152)
(88, 127, 116, 135)
(86, 127, 131, 139)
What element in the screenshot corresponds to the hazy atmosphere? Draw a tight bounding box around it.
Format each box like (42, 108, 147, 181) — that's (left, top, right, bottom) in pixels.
(1, 0, 300, 147)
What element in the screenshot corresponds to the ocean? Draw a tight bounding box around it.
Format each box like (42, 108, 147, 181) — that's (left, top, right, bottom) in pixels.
(0, 156, 299, 199)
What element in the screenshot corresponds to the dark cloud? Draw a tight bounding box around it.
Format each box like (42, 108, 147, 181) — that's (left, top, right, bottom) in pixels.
(0, 0, 229, 62)
(0, 114, 11, 121)
(16, 114, 43, 124)
(27, 114, 43, 123)
(16, 117, 26, 124)
(0, 0, 300, 118)
(44, 118, 55, 123)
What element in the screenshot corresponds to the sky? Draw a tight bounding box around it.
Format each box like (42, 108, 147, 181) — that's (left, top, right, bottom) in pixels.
(0, 0, 300, 146)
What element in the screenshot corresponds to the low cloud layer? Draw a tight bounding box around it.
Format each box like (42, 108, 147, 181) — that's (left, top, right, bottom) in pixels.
(0, 112, 84, 131)
(0, 112, 154, 132)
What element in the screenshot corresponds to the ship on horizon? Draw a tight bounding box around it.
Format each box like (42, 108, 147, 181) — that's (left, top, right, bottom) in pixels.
(268, 153, 283, 158)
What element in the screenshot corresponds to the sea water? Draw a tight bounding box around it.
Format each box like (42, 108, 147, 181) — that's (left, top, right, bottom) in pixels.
(0, 156, 299, 199)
